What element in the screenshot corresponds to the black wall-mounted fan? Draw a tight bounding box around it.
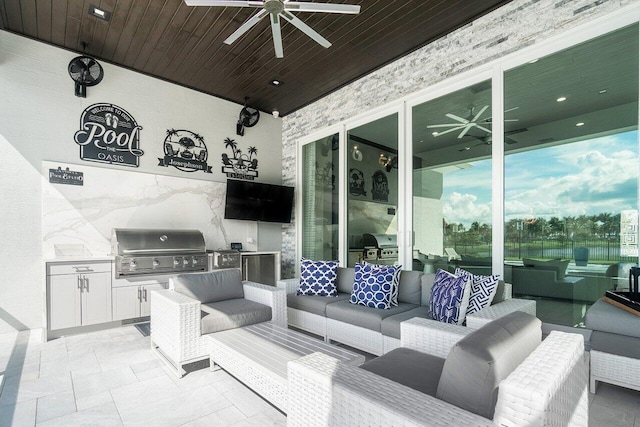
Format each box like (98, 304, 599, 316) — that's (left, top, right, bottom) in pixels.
(68, 56, 104, 98)
(236, 106, 260, 136)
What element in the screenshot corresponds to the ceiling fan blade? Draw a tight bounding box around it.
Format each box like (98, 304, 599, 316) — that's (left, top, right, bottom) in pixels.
(281, 11, 331, 48)
(224, 9, 268, 45)
(474, 124, 493, 134)
(284, 2, 360, 14)
(471, 105, 489, 122)
(457, 124, 474, 139)
(184, 0, 262, 7)
(432, 126, 466, 137)
(426, 123, 466, 128)
(270, 13, 284, 58)
(445, 112, 469, 124)
(504, 106, 519, 113)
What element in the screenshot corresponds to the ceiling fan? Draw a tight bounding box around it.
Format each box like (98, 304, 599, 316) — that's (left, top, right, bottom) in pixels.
(427, 105, 519, 139)
(184, 0, 361, 58)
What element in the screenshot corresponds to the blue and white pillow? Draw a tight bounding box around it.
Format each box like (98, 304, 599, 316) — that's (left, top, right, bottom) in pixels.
(349, 262, 401, 309)
(428, 269, 472, 325)
(363, 261, 403, 306)
(454, 268, 500, 315)
(297, 259, 339, 297)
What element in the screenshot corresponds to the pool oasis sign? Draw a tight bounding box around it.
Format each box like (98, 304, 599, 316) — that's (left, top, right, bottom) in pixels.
(74, 103, 143, 167)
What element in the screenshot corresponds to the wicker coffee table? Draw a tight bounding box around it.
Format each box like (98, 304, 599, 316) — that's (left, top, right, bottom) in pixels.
(207, 322, 365, 412)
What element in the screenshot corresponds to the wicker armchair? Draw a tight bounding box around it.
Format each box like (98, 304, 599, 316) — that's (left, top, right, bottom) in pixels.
(150, 272, 286, 377)
(288, 315, 588, 427)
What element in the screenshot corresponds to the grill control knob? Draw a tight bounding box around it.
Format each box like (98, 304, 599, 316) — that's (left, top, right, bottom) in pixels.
(130, 260, 137, 269)
(192, 257, 198, 265)
(152, 259, 160, 267)
(183, 257, 189, 266)
(173, 258, 180, 266)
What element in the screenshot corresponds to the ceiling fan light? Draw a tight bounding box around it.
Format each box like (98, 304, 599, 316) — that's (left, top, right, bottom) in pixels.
(576, 122, 585, 127)
(556, 96, 567, 102)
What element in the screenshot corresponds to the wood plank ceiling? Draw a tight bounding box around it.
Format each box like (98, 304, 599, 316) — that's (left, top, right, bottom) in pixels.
(0, 0, 513, 116)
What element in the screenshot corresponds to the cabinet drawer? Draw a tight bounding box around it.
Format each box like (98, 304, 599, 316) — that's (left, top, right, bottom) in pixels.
(47, 262, 111, 276)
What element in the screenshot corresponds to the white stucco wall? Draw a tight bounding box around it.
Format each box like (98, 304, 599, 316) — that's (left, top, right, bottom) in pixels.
(0, 32, 282, 333)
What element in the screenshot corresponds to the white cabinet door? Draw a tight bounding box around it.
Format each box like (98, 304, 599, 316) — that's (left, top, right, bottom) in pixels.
(112, 286, 141, 320)
(82, 272, 112, 326)
(49, 275, 82, 330)
(140, 284, 166, 317)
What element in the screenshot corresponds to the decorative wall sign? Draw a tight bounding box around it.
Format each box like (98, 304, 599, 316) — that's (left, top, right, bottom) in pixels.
(158, 129, 212, 173)
(49, 167, 84, 186)
(349, 168, 366, 196)
(74, 103, 143, 167)
(371, 170, 389, 202)
(221, 137, 258, 180)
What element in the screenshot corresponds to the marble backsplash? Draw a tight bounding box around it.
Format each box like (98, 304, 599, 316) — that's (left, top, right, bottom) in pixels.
(42, 161, 257, 258)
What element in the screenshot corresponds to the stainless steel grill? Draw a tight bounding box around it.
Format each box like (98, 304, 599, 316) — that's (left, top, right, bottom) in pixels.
(112, 228, 208, 278)
(362, 233, 398, 262)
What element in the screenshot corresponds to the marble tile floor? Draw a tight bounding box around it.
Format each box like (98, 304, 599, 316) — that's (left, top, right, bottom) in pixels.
(0, 325, 639, 426)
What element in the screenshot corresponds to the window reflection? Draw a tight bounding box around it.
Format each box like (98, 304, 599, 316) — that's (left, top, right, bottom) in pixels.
(504, 24, 639, 327)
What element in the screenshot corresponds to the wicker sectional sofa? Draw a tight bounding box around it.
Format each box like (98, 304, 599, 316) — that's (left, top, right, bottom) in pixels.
(277, 267, 536, 356)
(288, 312, 589, 427)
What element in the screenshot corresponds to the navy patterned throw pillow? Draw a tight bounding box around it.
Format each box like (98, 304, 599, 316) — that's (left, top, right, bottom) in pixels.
(454, 267, 500, 315)
(349, 262, 401, 310)
(297, 259, 339, 297)
(428, 268, 471, 325)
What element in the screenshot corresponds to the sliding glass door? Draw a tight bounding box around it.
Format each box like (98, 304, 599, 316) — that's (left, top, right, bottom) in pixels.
(300, 134, 340, 261)
(411, 80, 493, 273)
(503, 24, 639, 326)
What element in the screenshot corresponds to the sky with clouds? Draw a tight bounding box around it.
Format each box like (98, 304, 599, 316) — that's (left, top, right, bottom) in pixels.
(441, 131, 638, 227)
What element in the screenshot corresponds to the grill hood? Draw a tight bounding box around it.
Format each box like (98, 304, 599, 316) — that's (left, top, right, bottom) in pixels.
(111, 228, 205, 256)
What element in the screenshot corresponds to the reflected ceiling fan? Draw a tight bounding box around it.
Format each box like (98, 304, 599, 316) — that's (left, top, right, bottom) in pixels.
(427, 105, 519, 139)
(184, 0, 361, 58)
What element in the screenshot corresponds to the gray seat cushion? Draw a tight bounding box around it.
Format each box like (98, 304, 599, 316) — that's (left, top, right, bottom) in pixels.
(397, 270, 422, 305)
(360, 347, 445, 397)
(436, 311, 542, 419)
(173, 269, 244, 304)
(287, 292, 351, 316)
(586, 299, 640, 339)
(591, 331, 640, 359)
(380, 306, 432, 339)
(326, 300, 418, 332)
(200, 298, 271, 334)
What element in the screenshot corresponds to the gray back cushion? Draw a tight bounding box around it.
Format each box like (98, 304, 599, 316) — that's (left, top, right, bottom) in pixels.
(436, 311, 542, 419)
(397, 270, 423, 305)
(421, 273, 436, 306)
(492, 280, 507, 304)
(172, 269, 244, 303)
(336, 267, 356, 294)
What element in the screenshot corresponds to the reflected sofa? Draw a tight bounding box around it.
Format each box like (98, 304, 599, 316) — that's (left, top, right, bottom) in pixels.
(511, 258, 614, 302)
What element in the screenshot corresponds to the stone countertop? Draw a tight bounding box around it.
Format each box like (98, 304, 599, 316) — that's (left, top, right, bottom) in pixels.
(44, 256, 115, 263)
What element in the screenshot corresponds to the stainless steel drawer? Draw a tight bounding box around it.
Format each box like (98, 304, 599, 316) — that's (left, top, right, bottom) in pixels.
(47, 262, 112, 276)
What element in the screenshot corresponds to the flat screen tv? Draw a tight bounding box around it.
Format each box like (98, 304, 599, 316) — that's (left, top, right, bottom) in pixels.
(224, 179, 295, 223)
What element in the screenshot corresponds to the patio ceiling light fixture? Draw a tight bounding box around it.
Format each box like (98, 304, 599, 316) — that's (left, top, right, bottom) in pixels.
(89, 5, 111, 21)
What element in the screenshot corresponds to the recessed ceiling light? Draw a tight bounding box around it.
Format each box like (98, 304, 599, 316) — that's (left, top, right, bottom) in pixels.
(599, 89, 607, 94)
(89, 5, 111, 21)
(556, 97, 567, 102)
(576, 122, 585, 127)
(432, 131, 439, 137)
(270, 79, 283, 87)
(529, 59, 539, 64)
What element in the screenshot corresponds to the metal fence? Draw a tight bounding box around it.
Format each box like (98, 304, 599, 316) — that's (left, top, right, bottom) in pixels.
(444, 237, 637, 263)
